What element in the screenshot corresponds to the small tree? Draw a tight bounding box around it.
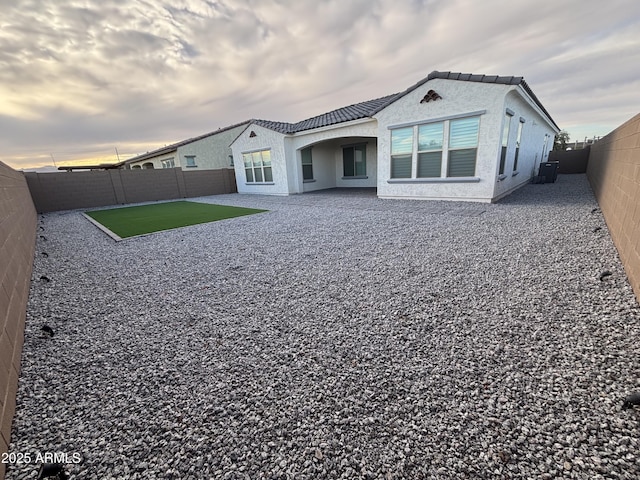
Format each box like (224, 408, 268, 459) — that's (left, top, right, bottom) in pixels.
(554, 130, 570, 151)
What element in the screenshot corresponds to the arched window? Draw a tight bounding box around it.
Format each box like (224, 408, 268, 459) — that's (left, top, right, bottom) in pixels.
(143, 162, 154, 169)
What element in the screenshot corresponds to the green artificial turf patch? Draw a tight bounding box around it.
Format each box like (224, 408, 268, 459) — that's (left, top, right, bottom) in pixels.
(85, 201, 267, 239)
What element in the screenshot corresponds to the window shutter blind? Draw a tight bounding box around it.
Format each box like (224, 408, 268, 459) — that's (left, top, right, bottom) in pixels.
(417, 152, 442, 177)
(448, 149, 477, 177)
(391, 156, 412, 178)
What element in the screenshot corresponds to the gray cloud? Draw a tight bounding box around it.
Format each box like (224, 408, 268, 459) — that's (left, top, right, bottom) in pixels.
(1, 0, 639, 168)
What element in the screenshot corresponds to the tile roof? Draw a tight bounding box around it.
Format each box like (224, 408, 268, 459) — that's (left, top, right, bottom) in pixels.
(420, 71, 559, 130)
(120, 119, 252, 165)
(251, 93, 399, 134)
(253, 70, 558, 134)
(289, 93, 399, 133)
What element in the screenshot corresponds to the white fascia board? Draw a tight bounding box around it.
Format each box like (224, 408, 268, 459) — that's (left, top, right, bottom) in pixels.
(512, 85, 560, 133)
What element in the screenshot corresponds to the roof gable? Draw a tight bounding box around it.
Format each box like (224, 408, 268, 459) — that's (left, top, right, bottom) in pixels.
(371, 71, 558, 130)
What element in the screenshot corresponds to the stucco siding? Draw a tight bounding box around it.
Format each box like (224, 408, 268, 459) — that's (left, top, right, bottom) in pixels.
(375, 79, 509, 201)
(177, 125, 245, 170)
(301, 141, 338, 192)
(492, 88, 559, 200)
(232, 125, 290, 195)
(335, 139, 377, 188)
(292, 121, 378, 192)
(128, 151, 177, 169)
(127, 124, 246, 171)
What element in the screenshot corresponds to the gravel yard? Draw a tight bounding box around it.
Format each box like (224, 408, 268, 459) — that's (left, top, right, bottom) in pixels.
(7, 174, 640, 479)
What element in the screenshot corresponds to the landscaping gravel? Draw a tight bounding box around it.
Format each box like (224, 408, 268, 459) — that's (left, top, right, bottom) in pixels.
(6, 174, 640, 479)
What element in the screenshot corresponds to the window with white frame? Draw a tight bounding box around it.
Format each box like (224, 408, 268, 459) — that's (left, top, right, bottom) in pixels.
(161, 157, 175, 169)
(391, 116, 480, 179)
(301, 147, 313, 181)
(185, 155, 197, 167)
(243, 150, 273, 183)
(514, 119, 524, 172)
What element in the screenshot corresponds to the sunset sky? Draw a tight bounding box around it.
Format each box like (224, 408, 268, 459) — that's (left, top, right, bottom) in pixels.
(1, 0, 639, 169)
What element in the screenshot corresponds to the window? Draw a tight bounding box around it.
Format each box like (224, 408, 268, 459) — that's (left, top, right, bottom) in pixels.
(390, 115, 480, 180)
(499, 113, 512, 175)
(391, 128, 413, 178)
(185, 155, 197, 167)
(142, 162, 154, 169)
(131, 165, 141, 170)
(229, 155, 234, 167)
(301, 147, 313, 181)
(447, 117, 480, 177)
(243, 150, 273, 183)
(417, 122, 443, 178)
(161, 158, 175, 169)
(514, 120, 524, 172)
(343, 144, 366, 177)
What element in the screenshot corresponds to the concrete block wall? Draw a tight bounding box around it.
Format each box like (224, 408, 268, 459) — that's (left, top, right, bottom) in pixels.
(587, 113, 640, 302)
(25, 168, 238, 213)
(0, 162, 37, 480)
(549, 146, 591, 174)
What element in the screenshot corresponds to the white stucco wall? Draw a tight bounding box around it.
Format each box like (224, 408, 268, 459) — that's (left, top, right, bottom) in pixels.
(228, 79, 557, 201)
(300, 140, 338, 192)
(374, 79, 513, 202)
(291, 120, 378, 192)
(334, 138, 377, 188)
(491, 87, 559, 200)
(231, 124, 291, 195)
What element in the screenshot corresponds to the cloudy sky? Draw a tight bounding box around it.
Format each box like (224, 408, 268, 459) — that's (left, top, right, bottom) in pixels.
(1, 0, 639, 169)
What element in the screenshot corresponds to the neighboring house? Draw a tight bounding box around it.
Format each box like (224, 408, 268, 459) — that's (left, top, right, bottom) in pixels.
(123, 121, 249, 171)
(230, 71, 560, 202)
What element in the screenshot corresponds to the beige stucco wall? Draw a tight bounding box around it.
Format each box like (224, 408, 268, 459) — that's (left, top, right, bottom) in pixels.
(0, 162, 36, 480)
(128, 151, 177, 169)
(178, 125, 246, 170)
(128, 124, 246, 171)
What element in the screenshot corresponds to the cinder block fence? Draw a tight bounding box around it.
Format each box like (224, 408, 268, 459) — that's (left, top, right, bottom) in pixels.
(24, 167, 237, 213)
(0, 162, 37, 480)
(586, 112, 640, 301)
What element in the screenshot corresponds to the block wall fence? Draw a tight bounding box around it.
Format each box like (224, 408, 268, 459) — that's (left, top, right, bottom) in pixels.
(586, 113, 640, 303)
(24, 167, 237, 213)
(549, 146, 591, 174)
(0, 162, 37, 480)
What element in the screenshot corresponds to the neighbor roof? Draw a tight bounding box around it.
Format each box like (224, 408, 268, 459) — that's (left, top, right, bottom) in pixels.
(120, 119, 252, 165)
